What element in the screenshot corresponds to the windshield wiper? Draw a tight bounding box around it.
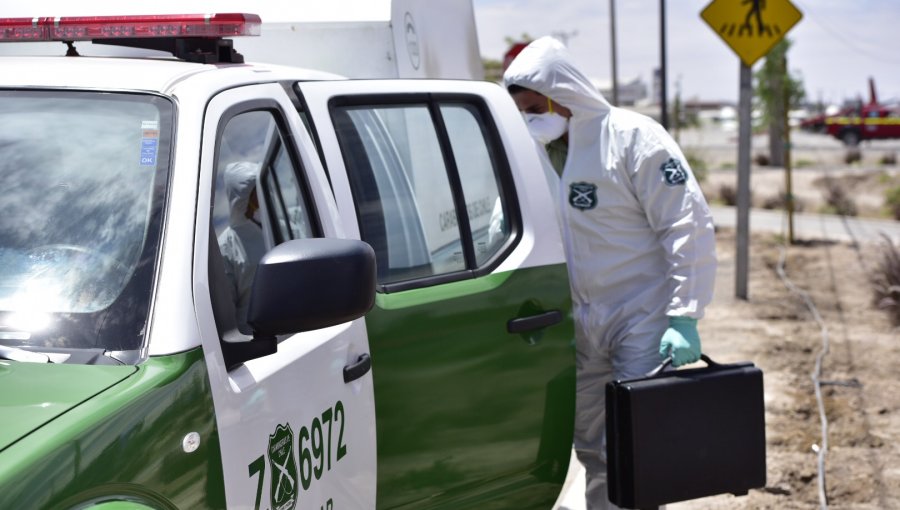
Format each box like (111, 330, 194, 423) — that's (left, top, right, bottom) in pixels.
(0, 345, 51, 363)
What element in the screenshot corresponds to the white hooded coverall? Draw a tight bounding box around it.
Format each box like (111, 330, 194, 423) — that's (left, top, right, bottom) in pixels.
(504, 37, 717, 509)
(217, 161, 267, 335)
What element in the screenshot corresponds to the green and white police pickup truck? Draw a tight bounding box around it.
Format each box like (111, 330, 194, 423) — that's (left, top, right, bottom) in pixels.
(0, 13, 574, 509)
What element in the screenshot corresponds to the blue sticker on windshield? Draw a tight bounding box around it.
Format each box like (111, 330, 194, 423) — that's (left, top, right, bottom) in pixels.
(140, 120, 159, 167)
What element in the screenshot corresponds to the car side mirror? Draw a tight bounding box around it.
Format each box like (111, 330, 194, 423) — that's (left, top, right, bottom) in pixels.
(249, 238, 376, 335)
(223, 238, 376, 370)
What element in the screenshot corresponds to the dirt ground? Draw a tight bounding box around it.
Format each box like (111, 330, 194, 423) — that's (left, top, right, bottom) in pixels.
(669, 226, 900, 509)
(701, 166, 900, 220)
(687, 128, 900, 221)
(659, 129, 900, 509)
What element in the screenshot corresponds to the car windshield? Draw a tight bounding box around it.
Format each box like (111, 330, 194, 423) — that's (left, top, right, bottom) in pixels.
(0, 90, 172, 363)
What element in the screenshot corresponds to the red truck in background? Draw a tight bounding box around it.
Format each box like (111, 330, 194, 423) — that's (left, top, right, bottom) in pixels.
(801, 78, 900, 146)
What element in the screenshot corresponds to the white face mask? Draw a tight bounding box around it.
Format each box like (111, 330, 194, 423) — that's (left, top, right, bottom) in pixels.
(524, 111, 568, 145)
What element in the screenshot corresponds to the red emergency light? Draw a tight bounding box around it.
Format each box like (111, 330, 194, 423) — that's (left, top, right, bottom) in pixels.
(0, 13, 261, 42)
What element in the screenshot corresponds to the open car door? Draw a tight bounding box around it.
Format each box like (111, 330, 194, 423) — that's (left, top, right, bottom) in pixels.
(296, 79, 575, 509)
(194, 83, 377, 510)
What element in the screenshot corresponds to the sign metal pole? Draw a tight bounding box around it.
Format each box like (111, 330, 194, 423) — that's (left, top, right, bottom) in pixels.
(736, 63, 752, 300)
(700, 0, 803, 299)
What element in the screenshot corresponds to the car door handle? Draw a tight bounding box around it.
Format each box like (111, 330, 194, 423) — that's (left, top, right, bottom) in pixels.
(506, 310, 562, 334)
(343, 353, 372, 383)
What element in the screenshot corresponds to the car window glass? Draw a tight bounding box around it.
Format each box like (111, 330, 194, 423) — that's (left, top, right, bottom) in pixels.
(330, 98, 515, 289)
(439, 103, 510, 265)
(212, 110, 315, 334)
(263, 134, 315, 242)
(333, 105, 465, 284)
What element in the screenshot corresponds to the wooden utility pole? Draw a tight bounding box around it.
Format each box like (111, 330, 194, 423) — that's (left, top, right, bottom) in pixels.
(783, 52, 795, 244)
(769, 55, 786, 167)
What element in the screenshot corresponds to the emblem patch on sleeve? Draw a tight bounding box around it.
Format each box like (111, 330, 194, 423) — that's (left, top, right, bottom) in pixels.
(660, 157, 688, 186)
(569, 182, 598, 210)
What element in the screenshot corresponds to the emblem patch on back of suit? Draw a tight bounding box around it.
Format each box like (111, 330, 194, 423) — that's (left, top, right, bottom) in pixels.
(660, 158, 688, 186)
(569, 182, 598, 210)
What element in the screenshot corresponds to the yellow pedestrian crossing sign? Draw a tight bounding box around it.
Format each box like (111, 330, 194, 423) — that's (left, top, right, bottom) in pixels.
(701, 0, 802, 66)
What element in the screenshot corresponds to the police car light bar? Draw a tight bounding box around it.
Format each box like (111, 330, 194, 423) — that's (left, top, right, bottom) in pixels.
(0, 13, 261, 42)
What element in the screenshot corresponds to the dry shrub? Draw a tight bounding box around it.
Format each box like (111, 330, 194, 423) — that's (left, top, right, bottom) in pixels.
(871, 235, 900, 326)
(886, 185, 900, 221)
(719, 184, 738, 206)
(880, 152, 897, 166)
(754, 153, 770, 167)
(844, 148, 862, 165)
(822, 176, 858, 216)
(685, 151, 708, 183)
(762, 192, 804, 212)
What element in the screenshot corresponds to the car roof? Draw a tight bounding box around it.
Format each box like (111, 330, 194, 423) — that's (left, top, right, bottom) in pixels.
(0, 55, 343, 94)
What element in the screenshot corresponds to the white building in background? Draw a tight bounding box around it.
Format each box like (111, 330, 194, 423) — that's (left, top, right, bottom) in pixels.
(590, 77, 648, 106)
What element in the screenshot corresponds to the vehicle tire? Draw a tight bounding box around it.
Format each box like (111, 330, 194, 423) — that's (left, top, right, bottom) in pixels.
(841, 129, 860, 146)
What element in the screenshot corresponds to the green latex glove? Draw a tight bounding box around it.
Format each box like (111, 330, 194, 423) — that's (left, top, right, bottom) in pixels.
(659, 317, 702, 367)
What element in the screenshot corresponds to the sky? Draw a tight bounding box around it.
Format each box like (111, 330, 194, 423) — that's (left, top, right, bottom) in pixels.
(3, 0, 897, 106)
(472, 0, 900, 105)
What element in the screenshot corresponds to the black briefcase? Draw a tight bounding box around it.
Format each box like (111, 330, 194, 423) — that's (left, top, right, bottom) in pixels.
(606, 355, 766, 509)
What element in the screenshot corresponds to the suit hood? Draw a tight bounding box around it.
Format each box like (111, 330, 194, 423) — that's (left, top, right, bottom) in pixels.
(503, 36, 611, 119)
(223, 161, 260, 225)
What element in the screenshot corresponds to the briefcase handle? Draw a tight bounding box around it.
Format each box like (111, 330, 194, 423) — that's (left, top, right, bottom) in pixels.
(646, 354, 721, 377)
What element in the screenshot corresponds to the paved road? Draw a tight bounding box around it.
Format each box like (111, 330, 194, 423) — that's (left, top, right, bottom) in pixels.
(710, 205, 900, 245)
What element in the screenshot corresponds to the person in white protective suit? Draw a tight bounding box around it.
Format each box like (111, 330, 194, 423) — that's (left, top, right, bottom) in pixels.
(218, 161, 267, 335)
(504, 37, 717, 509)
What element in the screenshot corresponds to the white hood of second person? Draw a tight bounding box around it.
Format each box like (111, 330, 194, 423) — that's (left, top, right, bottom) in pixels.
(503, 36, 611, 124)
(224, 161, 260, 225)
